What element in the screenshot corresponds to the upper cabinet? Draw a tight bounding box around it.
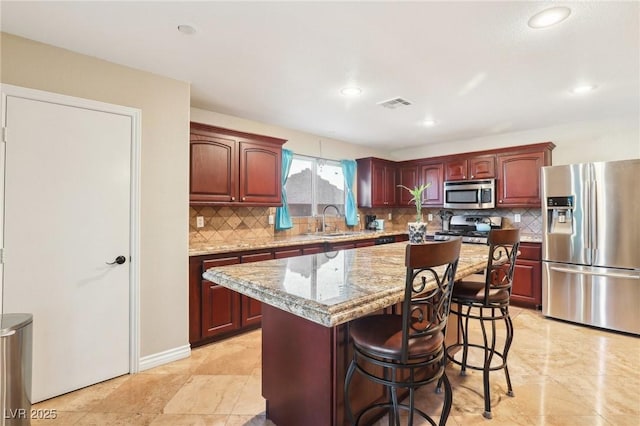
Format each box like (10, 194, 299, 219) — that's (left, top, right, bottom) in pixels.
(444, 155, 495, 181)
(190, 123, 286, 206)
(496, 143, 554, 207)
(419, 162, 444, 206)
(356, 158, 397, 207)
(356, 142, 554, 209)
(397, 164, 419, 206)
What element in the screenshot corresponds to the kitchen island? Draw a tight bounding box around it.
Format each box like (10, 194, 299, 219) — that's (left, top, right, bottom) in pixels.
(204, 242, 492, 425)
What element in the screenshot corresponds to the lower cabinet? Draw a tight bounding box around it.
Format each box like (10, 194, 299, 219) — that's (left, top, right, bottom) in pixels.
(512, 242, 542, 309)
(191, 250, 275, 346)
(190, 236, 404, 346)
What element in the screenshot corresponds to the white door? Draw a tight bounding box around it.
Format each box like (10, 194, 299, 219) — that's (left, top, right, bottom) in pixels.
(2, 89, 134, 402)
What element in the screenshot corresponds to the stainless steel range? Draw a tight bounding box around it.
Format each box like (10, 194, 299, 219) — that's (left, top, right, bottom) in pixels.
(434, 215, 503, 244)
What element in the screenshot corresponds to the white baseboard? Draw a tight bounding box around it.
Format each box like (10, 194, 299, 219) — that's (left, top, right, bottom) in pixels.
(138, 344, 191, 371)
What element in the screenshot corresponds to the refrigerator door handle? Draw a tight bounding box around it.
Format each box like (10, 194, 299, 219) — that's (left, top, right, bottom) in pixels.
(550, 266, 640, 280)
(591, 176, 597, 254)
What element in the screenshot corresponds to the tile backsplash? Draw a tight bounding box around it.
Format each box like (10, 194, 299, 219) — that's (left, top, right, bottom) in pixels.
(190, 205, 542, 245)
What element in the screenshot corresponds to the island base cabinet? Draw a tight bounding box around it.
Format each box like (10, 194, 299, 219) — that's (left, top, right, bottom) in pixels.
(262, 304, 386, 426)
(261, 304, 460, 425)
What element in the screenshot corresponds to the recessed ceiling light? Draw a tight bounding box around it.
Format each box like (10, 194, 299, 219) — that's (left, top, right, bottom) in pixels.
(177, 24, 197, 35)
(528, 7, 571, 29)
(570, 84, 597, 94)
(423, 119, 437, 127)
(340, 87, 362, 97)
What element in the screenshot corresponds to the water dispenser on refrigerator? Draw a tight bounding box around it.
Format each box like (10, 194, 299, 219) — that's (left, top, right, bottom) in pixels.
(546, 196, 574, 235)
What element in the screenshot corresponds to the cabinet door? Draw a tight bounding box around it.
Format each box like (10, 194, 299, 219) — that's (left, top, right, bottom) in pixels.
(239, 141, 282, 204)
(201, 282, 241, 337)
(512, 259, 541, 308)
(371, 162, 388, 206)
(445, 159, 468, 181)
(497, 151, 546, 206)
(468, 155, 495, 179)
(241, 296, 263, 327)
(200, 256, 242, 338)
(420, 163, 444, 206)
(238, 251, 274, 325)
(190, 134, 237, 202)
(397, 164, 419, 206)
(383, 165, 397, 206)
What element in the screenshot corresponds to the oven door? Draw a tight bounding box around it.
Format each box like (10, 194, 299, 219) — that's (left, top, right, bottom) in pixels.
(444, 179, 495, 209)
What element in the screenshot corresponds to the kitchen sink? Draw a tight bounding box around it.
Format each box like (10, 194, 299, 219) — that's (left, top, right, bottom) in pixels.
(303, 231, 367, 239)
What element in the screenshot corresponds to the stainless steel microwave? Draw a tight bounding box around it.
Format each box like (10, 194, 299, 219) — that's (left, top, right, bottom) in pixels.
(443, 179, 496, 209)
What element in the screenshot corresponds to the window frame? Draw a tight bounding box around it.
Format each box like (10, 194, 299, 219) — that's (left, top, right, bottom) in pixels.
(286, 154, 346, 218)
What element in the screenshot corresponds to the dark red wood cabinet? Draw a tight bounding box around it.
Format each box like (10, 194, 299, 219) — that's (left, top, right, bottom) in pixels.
(497, 149, 551, 207)
(445, 155, 495, 181)
(190, 123, 286, 206)
(420, 162, 445, 206)
(512, 242, 542, 309)
(357, 142, 553, 209)
(356, 158, 397, 207)
(200, 257, 242, 338)
(191, 250, 274, 346)
(397, 164, 419, 206)
(190, 238, 403, 346)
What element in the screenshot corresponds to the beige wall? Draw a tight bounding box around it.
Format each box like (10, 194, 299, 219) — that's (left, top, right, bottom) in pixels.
(191, 107, 387, 160)
(1, 33, 190, 357)
(390, 115, 640, 164)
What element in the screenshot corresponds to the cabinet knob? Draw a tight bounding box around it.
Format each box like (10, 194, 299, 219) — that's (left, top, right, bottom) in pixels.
(231, 196, 235, 201)
(242, 197, 246, 201)
(470, 175, 474, 179)
(499, 200, 503, 203)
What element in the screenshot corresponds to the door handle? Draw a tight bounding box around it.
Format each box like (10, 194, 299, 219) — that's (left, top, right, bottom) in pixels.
(106, 255, 127, 265)
(550, 266, 639, 279)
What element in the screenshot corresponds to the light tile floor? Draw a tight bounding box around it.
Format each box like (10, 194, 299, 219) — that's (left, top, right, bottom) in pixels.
(32, 307, 639, 425)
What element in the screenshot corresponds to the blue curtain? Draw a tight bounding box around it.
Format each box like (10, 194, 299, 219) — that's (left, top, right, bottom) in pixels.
(275, 149, 294, 230)
(341, 159, 358, 226)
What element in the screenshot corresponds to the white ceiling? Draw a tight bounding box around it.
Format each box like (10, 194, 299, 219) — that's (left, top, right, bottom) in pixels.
(1, 1, 638, 150)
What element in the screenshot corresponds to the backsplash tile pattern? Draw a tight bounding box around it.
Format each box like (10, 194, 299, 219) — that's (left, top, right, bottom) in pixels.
(189, 206, 543, 245)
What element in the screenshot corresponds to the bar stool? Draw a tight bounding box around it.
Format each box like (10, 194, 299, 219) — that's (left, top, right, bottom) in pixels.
(442, 228, 520, 419)
(344, 238, 462, 426)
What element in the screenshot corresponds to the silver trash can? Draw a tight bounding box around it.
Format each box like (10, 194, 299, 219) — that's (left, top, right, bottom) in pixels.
(1, 314, 33, 426)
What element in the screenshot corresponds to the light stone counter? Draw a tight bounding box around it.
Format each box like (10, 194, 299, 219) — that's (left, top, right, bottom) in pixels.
(520, 233, 543, 243)
(204, 241, 491, 327)
(189, 229, 411, 256)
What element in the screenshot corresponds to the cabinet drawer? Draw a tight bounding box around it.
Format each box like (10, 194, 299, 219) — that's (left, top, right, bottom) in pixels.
(518, 243, 541, 261)
(203, 256, 240, 270)
(274, 248, 303, 259)
(302, 245, 325, 255)
(241, 252, 275, 263)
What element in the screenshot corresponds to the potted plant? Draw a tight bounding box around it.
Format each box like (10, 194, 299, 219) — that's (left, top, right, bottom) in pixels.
(398, 183, 431, 243)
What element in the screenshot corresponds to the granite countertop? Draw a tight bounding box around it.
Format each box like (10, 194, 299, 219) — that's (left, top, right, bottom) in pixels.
(519, 233, 543, 243)
(203, 242, 491, 327)
(189, 229, 411, 256)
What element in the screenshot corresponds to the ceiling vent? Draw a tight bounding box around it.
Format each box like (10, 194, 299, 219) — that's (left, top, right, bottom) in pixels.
(377, 97, 412, 109)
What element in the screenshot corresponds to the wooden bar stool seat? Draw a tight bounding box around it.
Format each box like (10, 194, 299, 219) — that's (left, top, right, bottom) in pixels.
(345, 238, 462, 426)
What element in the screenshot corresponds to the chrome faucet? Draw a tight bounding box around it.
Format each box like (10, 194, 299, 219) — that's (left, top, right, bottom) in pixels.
(322, 204, 341, 233)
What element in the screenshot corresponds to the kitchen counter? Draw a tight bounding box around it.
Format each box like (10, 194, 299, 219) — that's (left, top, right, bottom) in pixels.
(189, 229, 410, 256)
(203, 241, 493, 426)
(520, 233, 543, 243)
(204, 242, 490, 327)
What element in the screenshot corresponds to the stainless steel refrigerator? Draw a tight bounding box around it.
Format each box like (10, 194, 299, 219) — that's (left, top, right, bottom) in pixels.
(541, 159, 640, 335)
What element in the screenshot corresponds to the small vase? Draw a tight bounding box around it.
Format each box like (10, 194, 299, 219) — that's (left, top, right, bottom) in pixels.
(408, 222, 427, 244)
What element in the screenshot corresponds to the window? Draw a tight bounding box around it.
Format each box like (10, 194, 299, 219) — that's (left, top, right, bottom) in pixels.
(285, 155, 345, 217)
